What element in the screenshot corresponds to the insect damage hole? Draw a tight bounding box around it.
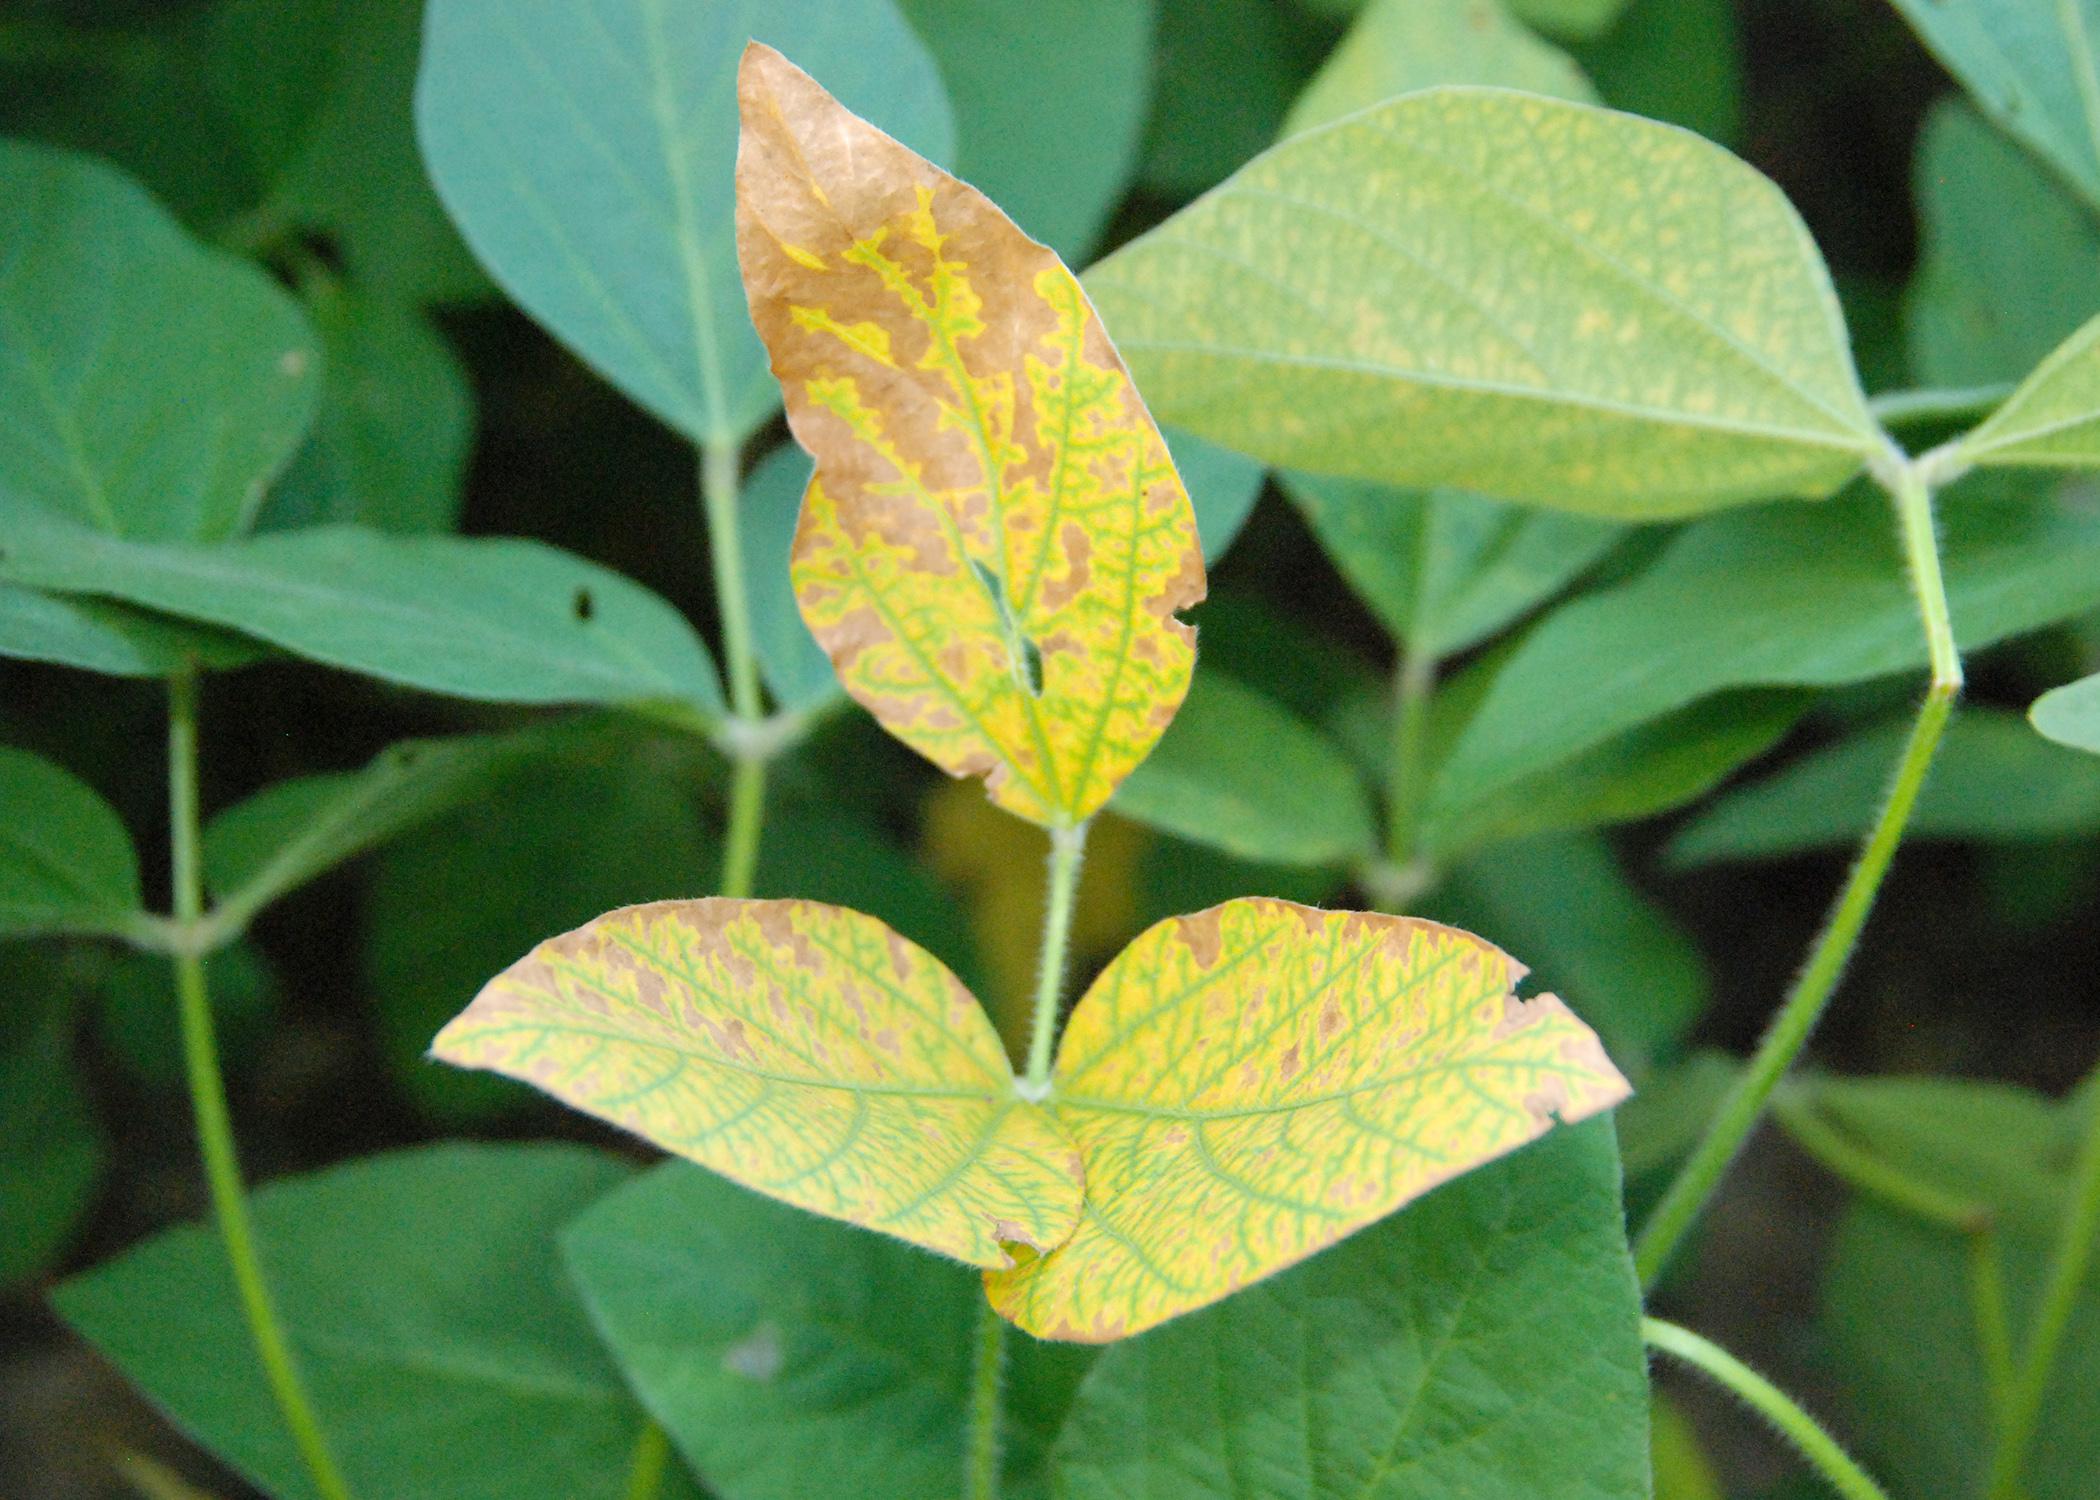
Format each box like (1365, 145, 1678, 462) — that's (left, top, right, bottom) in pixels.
(571, 587, 595, 622)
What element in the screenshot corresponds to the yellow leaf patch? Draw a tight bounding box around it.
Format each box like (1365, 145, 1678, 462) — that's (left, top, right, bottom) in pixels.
(735, 43, 1205, 826)
(983, 900, 1631, 1340)
(430, 898, 1082, 1268)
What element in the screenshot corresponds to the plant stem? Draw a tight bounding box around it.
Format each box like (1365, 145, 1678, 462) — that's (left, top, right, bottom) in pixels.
(1633, 458, 1960, 1287)
(1984, 1080, 2100, 1498)
(967, 1297, 1006, 1500)
(1023, 821, 1090, 1091)
(701, 437, 768, 899)
(167, 670, 353, 1500)
(1644, 1318, 1891, 1500)
(621, 1419, 672, 1500)
(1384, 647, 1436, 864)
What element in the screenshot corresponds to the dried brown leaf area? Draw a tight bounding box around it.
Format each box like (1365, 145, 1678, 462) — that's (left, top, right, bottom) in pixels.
(735, 43, 1204, 826)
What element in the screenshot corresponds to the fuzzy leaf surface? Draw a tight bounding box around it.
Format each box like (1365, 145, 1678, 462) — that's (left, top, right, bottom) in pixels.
(433, 897, 1081, 1267)
(1087, 88, 1880, 518)
(985, 900, 1629, 1340)
(739, 45, 1205, 825)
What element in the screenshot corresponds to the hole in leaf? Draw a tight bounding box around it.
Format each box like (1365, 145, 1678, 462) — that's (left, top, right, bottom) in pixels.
(967, 557, 1043, 697)
(1020, 633, 1044, 697)
(572, 587, 595, 622)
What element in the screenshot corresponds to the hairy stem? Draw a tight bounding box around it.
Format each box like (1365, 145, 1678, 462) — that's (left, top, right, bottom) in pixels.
(1023, 821, 1090, 1091)
(1985, 1081, 2100, 1498)
(1633, 458, 1960, 1286)
(168, 670, 353, 1500)
(1384, 647, 1437, 865)
(1644, 1319, 1890, 1500)
(702, 437, 768, 899)
(968, 1297, 1007, 1500)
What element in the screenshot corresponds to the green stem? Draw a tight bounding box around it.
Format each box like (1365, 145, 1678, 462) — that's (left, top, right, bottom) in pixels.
(167, 671, 353, 1500)
(1384, 647, 1436, 864)
(701, 437, 768, 900)
(967, 1297, 1007, 1500)
(1633, 458, 1960, 1287)
(1023, 821, 1090, 1091)
(1644, 1318, 1891, 1500)
(1969, 1230, 2019, 1427)
(621, 1419, 671, 1500)
(1985, 1080, 2100, 1498)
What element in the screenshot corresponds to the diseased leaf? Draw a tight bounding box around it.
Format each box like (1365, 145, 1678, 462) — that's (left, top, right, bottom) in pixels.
(0, 746, 141, 940)
(1086, 88, 1883, 518)
(1670, 707, 2100, 865)
(739, 44, 1205, 826)
(897, 0, 1156, 262)
(417, 0, 953, 444)
(1283, 0, 1596, 140)
(1956, 312, 2100, 469)
(2033, 671, 2100, 754)
(1907, 99, 2100, 389)
(0, 140, 317, 543)
(984, 899, 1629, 1340)
(564, 1161, 1091, 1500)
(1110, 671, 1376, 866)
(1049, 1119, 1652, 1498)
(432, 897, 1081, 1267)
(0, 582, 265, 678)
(1884, 0, 2100, 216)
(0, 507, 723, 715)
(1281, 472, 1622, 658)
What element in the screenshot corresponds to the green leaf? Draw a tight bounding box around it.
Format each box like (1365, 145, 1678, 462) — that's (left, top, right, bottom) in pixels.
(416, 0, 954, 444)
(1088, 88, 1882, 518)
(1, 974, 104, 1286)
(0, 746, 140, 940)
(1166, 424, 1268, 565)
(0, 582, 266, 678)
(1505, 0, 1630, 39)
(202, 721, 608, 919)
(1136, 0, 1319, 199)
(54, 1143, 669, 1500)
(1281, 473, 1623, 657)
(2033, 670, 2100, 754)
(0, 508, 723, 715)
(1884, 0, 2100, 216)
(258, 282, 475, 534)
(1571, 0, 1740, 144)
(1955, 311, 2100, 469)
(203, 0, 487, 304)
(1436, 831, 1710, 1076)
(1283, 0, 1596, 140)
(1907, 99, 2100, 389)
(897, 0, 1155, 261)
(1048, 1119, 1651, 1498)
(563, 1161, 1090, 1500)
(365, 751, 718, 1121)
(1670, 707, 2100, 865)
(1110, 671, 1377, 866)
(1434, 480, 2100, 814)
(739, 444, 841, 714)
(0, 139, 317, 543)
(1427, 688, 1806, 858)
(95, 944, 276, 1091)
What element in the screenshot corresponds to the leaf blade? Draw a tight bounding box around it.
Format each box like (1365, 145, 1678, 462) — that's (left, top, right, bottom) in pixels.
(2033, 670, 2100, 754)
(0, 746, 141, 940)
(432, 897, 1081, 1267)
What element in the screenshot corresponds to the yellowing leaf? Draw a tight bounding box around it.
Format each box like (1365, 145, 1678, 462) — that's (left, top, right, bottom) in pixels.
(430, 898, 1081, 1268)
(984, 899, 1630, 1340)
(735, 43, 1206, 826)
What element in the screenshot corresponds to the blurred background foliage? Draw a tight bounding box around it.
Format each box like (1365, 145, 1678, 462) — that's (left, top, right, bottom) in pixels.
(1, 0, 2098, 1496)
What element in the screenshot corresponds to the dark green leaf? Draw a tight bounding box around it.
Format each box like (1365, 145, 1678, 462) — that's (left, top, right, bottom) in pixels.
(1569, 0, 1741, 144)
(0, 508, 723, 715)
(0, 745, 140, 940)
(94, 944, 276, 1090)
(1137, 0, 1318, 198)
(1112, 671, 1377, 866)
(54, 1143, 665, 1500)
(0, 582, 266, 678)
(1051, 1119, 1649, 1499)
(0, 975, 104, 1286)
(1282, 473, 1623, 658)
(1670, 707, 2100, 866)
(1436, 481, 2100, 814)
(416, 0, 954, 444)
(563, 1162, 1088, 1500)
(898, 0, 1154, 261)
(0, 140, 317, 543)
(1506, 0, 1630, 39)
